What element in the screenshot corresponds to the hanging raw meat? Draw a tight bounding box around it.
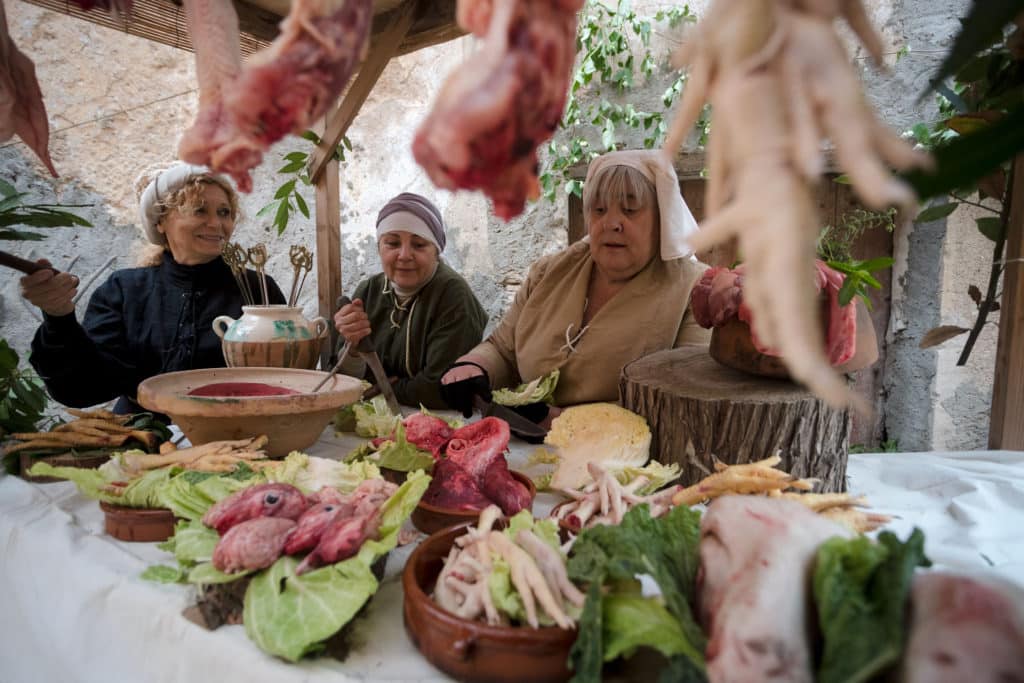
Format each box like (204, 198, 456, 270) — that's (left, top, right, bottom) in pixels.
(663, 0, 931, 410)
(0, 0, 57, 176)
(179, 0, 372, 192)
(413, 0, 582, 220)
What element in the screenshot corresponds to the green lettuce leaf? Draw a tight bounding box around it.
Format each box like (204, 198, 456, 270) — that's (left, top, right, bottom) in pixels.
(333, 403, 358, 433)
(244, 554, 380, 661)
(814, 529, 931, 683)
(26, 462, 172, 508)
(505, 509, 560, 550)
(159, 471, 257, 520)
(567, 505, 705, 681)
(602, 594, 690, 661)
(353, 396, 400, 438)
(492, 370, 560, 406)
(613, 462, 681, 495)
(189, 562, 256, 584)
(169, 520, 219, 566)
(141, 565, 186, 583)
(368, 424, 435, 472)
(263, 451, 379, 493)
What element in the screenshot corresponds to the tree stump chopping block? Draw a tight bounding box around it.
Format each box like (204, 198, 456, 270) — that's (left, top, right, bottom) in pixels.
(620, 346, 850, 492)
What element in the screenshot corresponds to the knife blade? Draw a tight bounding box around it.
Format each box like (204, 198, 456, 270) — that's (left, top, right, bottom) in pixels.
(472, 395, 548, 441)
(336, 295, 402, 416)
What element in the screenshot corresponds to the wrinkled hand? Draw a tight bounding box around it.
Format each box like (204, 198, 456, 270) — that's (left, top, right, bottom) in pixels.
(20, 260, 78, 317)
(333, 298, 371, 346)
(440, 361, 491, 418)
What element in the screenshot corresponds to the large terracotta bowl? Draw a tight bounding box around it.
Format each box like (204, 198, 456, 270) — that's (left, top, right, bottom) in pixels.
(411, 471, 536, 535)
(136, 367, 364, 457)
(403, 523, 577, 683)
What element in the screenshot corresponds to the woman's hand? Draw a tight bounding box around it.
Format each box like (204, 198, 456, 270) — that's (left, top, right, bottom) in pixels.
(440, 359, 491, 417)
(20, 260, 79, 317)
(334, 298, 372, 346)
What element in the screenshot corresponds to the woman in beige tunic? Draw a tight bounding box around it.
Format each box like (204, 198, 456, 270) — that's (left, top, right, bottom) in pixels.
(440, 149, 709, 422)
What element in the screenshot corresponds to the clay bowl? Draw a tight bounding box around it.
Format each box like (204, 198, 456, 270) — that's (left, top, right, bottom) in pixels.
(100, 502, 178, 542)
(19, 449, 111, 484)
(136, 367, 364, 457)
(403, 523, 577, 683)
(411, 471, 536, 535)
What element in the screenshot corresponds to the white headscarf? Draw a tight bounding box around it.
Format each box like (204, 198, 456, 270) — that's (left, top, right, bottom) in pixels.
(136, 162, 230, 246)
(584, 149, 699, 260)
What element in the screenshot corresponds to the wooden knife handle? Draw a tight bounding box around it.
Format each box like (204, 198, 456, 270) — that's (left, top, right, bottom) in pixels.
(0, 250, 58, 275)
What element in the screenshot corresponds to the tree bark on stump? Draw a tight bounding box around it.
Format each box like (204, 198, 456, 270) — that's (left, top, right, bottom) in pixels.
(620, 346, 851, 492)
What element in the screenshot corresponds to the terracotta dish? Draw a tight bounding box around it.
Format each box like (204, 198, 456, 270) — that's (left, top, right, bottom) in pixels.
(100, 502, 178, 542)
(410, 471, 536, 535)
(136, 367, 364, 457)
(19, 450, 110, 484)
(403, 523, 577, 683)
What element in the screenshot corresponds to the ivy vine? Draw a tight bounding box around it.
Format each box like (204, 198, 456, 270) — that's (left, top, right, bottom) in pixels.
(540, 0, 703, 202)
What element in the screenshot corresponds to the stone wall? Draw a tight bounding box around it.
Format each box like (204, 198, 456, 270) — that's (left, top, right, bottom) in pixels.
(0, 0, 999, 450)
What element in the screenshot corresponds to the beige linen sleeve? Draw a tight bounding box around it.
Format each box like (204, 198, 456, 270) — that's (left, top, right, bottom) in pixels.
(465, 256, 551, 389)
(675, 309, 712, 347)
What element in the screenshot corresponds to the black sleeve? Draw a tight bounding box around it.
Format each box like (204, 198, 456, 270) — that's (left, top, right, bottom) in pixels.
(29, 276, 141, 408)
(266, 275, 286, 305)
(242, 269, 287, 306)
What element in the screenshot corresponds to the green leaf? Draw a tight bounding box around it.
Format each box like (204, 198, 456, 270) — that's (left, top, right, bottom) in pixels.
(0, 193, 31, 212)
(294, 192, 310, 219)
(274, 179, 297, 200)
(273, 199, 290, 235)
(141, 565, 186, 583)
(837, 276, 860, 307)
(0, 229, 45, 241)
(256, 200, 281, 218)
(914, 202, 959, 223)
(342, 135, 353, 151)
(283, 151, 308, 163)
(857, 256, 895, 273)
(300, 130, 321, 144)
(904, 105, 1024, 200)
(278, 160, 306, 174)
(0, 179, 16, 197)
(922, 0, 1024, 99)
(976, 216, 1005, 241)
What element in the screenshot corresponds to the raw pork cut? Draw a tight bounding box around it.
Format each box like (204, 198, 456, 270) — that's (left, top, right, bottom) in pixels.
(413, 0, 582, 219)
(698, 495, 850, 683)
(212, 517, 297, 573)
(202, 482, 309, 534)
(900, 573, 1024, 683)
(296, 510, 382, 575)
(400, 413, 455, 457)
(0, 0, 56, 176)
(179, 0, 371, 191)
(283, 500, 347, 554)
(689, 260, 858, 366)
(423, 417, 531, 515)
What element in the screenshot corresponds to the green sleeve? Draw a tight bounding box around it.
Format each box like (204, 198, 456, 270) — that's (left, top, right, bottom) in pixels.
(391, 280, 487, 409)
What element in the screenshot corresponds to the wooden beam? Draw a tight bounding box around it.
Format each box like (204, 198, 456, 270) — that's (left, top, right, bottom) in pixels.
(307, 0, 419, 183)
(989, 154, 1024, 449)
(315, 136, 342, 369)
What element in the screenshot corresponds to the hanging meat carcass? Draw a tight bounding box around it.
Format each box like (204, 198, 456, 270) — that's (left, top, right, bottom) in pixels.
(413, 0, 582, 220)
(0, 0, 57, 176)
(662, 0, 931, 410)
(179, 0, 372, 192)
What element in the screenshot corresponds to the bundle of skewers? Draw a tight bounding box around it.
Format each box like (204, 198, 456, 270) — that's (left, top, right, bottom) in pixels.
(220, 241, 313, 307)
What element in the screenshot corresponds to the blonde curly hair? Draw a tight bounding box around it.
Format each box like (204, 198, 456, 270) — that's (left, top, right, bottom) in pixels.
(133, 164, 240, 266)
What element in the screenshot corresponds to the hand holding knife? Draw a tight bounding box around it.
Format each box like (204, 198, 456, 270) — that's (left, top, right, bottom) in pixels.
(324, 295, 402, 415)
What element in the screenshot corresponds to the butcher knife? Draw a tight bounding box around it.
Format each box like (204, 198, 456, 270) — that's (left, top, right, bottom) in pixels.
(336, 296, 402, 416)
(472, 394, 548, 442)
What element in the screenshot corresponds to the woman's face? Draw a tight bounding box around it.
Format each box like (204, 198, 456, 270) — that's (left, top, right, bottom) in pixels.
(587, 194, 658, 282)
(378, 230, 439, 290)
(160, 183, 235, 266)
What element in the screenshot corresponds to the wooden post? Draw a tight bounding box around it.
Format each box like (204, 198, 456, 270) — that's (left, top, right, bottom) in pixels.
(315, 123, 342, 369)
(989, 155, 1024, 449)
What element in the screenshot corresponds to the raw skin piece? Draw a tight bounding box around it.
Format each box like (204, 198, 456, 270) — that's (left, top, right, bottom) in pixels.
(202, 482, 309, 534)
(212, 517, 296, 573)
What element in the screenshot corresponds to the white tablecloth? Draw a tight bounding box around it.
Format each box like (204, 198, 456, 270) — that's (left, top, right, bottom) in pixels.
(1, 428, 1022, 683)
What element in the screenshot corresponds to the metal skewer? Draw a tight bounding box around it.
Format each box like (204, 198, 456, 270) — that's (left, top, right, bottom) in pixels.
(247, 243, 270, 305)
(288, 245, 305, 307)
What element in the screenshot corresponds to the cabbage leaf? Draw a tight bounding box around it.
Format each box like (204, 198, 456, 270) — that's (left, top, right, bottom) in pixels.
(492, 370, 559, 406)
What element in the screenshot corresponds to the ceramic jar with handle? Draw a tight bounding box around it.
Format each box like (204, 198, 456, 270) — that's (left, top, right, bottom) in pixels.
(213, 305, 329, 370)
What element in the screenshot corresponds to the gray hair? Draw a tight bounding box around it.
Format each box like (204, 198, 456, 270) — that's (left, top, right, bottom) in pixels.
(582, 164, 658, 216)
